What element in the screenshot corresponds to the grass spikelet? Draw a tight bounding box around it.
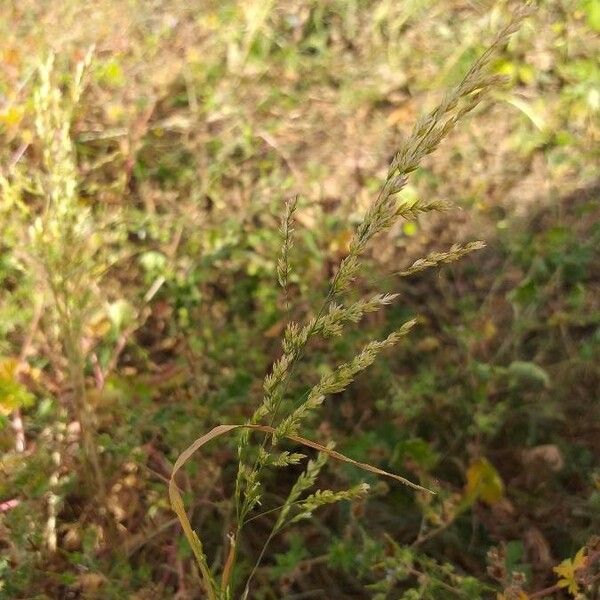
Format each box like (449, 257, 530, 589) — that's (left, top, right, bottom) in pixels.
(288, 483, 370, 525)
(276, 195, 299, 298)
(274, 447, 331, 531)
(399, 241, 487, 276)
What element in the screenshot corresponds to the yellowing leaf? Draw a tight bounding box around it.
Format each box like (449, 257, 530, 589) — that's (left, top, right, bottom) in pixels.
(416, 336, 440, 352)
(86, 315, 111, 339)
(0, 357, 18, 381)
(0, 357, 34, 416)
(0, 105, 24, 128)
(483, 319, 498, 340)
(328, 229, 352, 256)
(464, 457, 504, 505)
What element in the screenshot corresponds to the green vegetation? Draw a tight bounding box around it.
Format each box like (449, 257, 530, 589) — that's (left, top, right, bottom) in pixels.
(0, 1, 598, 599)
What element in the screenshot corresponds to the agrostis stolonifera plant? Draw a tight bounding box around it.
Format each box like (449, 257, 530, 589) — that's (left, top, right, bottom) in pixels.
(168, 8, 530, 600)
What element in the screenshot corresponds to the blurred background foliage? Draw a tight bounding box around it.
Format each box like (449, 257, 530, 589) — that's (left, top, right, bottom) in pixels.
(0, 0, 598, 598)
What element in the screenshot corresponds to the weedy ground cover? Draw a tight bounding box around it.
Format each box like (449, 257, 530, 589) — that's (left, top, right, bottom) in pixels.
(0, 1, 598, 598)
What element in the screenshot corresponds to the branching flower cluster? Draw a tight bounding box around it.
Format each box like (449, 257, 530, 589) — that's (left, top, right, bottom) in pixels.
(169, 8, 531, 599)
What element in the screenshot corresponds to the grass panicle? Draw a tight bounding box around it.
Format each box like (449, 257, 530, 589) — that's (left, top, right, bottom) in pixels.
(168, 9, 530, 599)
(29, 50, 106, 497)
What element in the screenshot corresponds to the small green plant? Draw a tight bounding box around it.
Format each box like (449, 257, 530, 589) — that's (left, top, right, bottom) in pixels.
(169, 9, 530, 599)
